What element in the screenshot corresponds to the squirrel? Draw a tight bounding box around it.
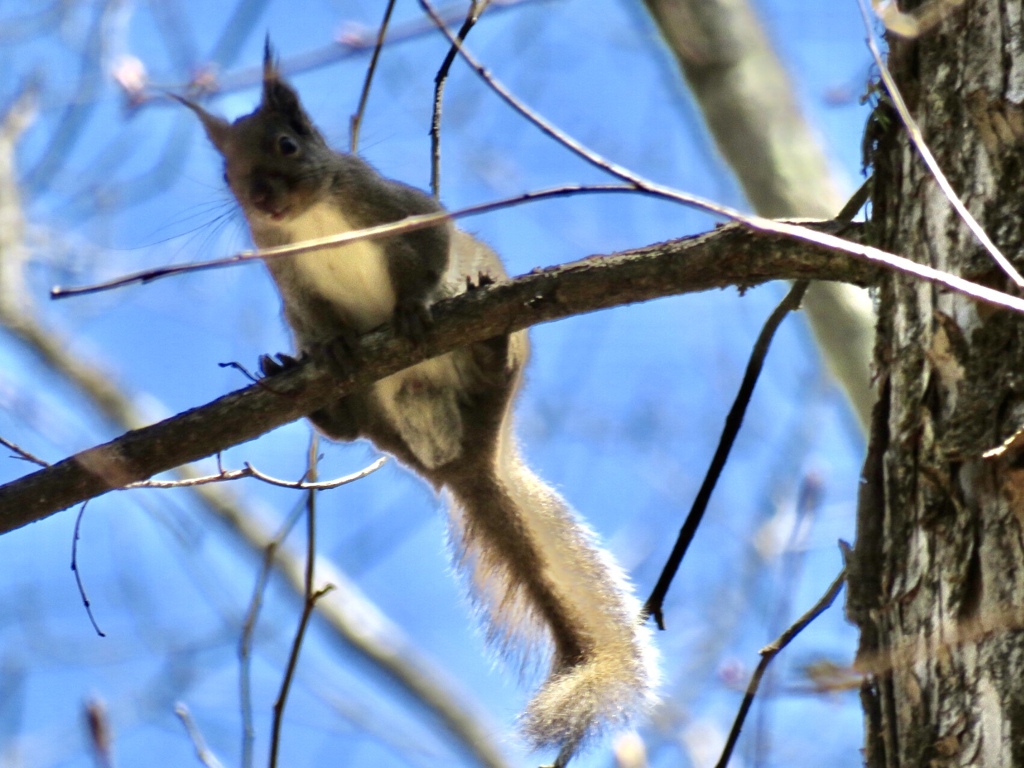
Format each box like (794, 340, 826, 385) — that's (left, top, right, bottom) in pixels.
(178, 42, 658, 766)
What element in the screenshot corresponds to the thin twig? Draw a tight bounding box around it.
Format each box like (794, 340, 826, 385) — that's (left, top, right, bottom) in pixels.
(47, 176, 1024, 318)
(430, 0, 492, 197)
(350, 0, 397, 153)
(175, 703, 226, 768)
(419, 0, 741, 211)
(239, 475, 323, 768)
(751, 473, 823, 767)
(714, 567, 847, 768)
(269, 436, 333, 768)
(238, 553, 266, 768)
(50, 183, 635, 298)
(643, 280, 810, 628)
(126, 456, 385, 490)
(71, 501, 105, 637)
(858, 0, 1024, 289)
(0, 435, 48, 466)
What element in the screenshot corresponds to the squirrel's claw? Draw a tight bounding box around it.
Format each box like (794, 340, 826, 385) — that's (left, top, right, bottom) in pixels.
(259, 351, 305, 377)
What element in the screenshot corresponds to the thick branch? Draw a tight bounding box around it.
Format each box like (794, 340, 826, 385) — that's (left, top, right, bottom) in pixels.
(0, 220, 876, 533)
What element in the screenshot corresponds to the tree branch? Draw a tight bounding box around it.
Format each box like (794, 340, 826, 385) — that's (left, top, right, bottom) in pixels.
(0, 218, 885, 534)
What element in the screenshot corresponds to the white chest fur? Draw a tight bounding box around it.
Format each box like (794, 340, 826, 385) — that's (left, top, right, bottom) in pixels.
(257, 201, 396, 333)
(251, 199, 467, 469)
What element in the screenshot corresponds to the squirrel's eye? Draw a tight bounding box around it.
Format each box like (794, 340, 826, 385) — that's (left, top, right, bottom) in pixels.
(278, 135, 299, 156)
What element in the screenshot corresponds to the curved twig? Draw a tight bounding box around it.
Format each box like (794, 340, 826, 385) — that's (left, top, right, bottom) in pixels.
(714, 567, 847, 768)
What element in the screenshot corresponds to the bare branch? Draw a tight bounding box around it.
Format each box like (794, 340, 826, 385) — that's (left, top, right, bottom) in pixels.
(175, 704, 226, 768)
(71, 502, 105, 637)
(350, 0, 397, 153)
(2, 220, 866, 533)
(125, 456, 386, 490)
(84, 698, 115, 768)
(644, 280, 810, 628)
(269, 439, 326, 768)
(715, 566, 847, 768)
(48, 177, 1024, 318)
(430, 0, 492, 197)
(50, 184, 637, 297)
(161, 0, 546, 101)
(15, 218, 1024, 533)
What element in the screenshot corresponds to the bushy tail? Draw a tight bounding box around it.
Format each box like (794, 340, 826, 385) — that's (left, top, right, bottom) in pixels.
(444, 439, 659, 764)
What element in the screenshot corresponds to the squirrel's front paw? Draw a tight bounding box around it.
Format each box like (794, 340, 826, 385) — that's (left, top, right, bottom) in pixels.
(259, 351, 305, 377)
(394, 299, 432, 343)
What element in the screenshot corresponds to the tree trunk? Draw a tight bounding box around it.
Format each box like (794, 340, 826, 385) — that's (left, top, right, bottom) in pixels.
(848, 1, 1024, 765)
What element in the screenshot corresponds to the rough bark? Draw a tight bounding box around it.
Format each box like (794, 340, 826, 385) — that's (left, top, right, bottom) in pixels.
(848, 2, 1024, 765)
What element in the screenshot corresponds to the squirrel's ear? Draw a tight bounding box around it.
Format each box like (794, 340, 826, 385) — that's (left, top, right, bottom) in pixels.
(173, 94, 231, 152)
(260, 74, 303, 116)
(259, 45, 314, 134)
(259, 39, 297, 112)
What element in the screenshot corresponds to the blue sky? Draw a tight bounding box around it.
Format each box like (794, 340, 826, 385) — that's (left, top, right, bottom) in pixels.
(0, 2, 874, 766)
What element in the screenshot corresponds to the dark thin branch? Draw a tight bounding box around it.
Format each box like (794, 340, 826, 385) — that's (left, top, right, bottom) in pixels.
(714, 567, 847, 768)
(239, 487, 315, 768)
(430, 0, 491, 197)
(1, 220, 883, 535)
(643, 279, 810, 629)
(643, 181, 869, 627)
(270, 438, 330, 768)
(350, 0, 397, 153)
(751, 472, 824, 766)
(71, 501, 105, 637)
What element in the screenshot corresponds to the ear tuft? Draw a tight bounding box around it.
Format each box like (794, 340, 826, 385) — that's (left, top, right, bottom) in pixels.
(260, 37, 297, 114)
(259, 42, 311, 132)
(262, 35, 277, 82)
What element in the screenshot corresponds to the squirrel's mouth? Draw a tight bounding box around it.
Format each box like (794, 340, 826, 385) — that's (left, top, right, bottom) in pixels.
(253, 202, 290, 221)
